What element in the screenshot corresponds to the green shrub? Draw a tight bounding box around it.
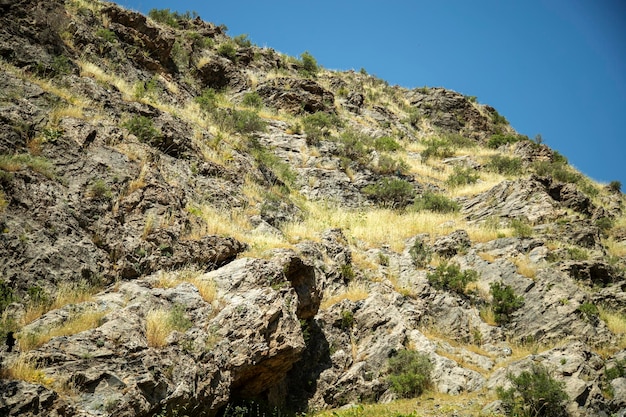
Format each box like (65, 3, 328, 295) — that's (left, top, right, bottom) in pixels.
(233, 34, 252, 48)
(510, 219, 533, 238)
(88, 179, 111, 200)
(605, 359, 626, 381)
(486, 155, 523, 176)
(427, 262, 478, 294)
(490, 110, 508, 125)
(497, 364, 568, 417)
(445, 166, 480, 187)
(195, 88, 218, 113)
(169, 304, 192, 332)
(213, 109, 266, 134)
(420, 138, 454, 160)
(122, 116, 161, 144)
(374, 154, 408, 175)
(490, 281, 524, 325)
(387, 350, 432, 398)
(566, 246, 589, 261)
(0, 280, 14, 313)
(578, 302, 599, 322)
(487, 134, 521, 149)
(532, 160, 582, 184)
(217, 42, 237, 61)
(299, 51, 319, 77)
(242, 92, 263, 109)
(340, 310, 354, 330)
(95, 28, 116, 43)
(362, 178, 415, 208)
(409, 239, 432, 268)
(301, 112, 342, 144)
(374, 136, 401, 152)
(608, 180, 622, 194)
(148, 8, 197, 28)
(412, 191, 459, 213)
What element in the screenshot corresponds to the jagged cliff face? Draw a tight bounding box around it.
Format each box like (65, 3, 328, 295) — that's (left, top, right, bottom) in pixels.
(0, 1, 625, 416)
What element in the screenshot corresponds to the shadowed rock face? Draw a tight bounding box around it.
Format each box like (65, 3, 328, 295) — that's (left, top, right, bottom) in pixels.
(0, 1, 624, 416)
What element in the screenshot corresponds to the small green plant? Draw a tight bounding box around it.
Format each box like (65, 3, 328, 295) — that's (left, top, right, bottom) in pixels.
(217, 42, 237, 61)
(122, 116, 161, 144)
(608, 180, 622, 194)
(0, 279, 14, 313)
(490, 110, 508, 125)
(374, 136, 401, 152)
(578, 302, 599, 322)
(411, 191, 459, 213)
(242, 92, 263, 109)
(490, 281, 524, 325)
(409, 238, 432, 268)
(445, 166, 480, 187)
(510, 219, 534, 238)
(300, 111, 342, 144)
(487, 134, 521, 149)
(148, 8, 197, 28)
(427, 262, 478, 294)
(340, 310, 354, 330)
(362, 178, 415, 208)
(95, 28, 116, 43)
(605, 359, 626, 382)
(88, 179, 111, 199)
(195, 88, 219, 113)
(299, 51, 319, 77)
(497, 363, 568, 417)
(532, 160, 582, 185)
(233, 34, 252, 48)
(387, 349, 432, 398)
(169, 304, 192, 332)
(374, 154, 408, 175)
(420, 138, 454, 161)
(486, 155, 523, 176)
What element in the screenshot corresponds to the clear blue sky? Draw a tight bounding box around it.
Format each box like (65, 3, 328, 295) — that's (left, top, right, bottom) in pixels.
(114, 0, 626, 188)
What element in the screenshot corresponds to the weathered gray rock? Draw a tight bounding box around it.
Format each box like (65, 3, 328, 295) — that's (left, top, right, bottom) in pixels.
(257, 78, 335, 115)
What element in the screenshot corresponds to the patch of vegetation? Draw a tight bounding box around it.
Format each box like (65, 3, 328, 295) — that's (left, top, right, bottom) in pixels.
(299, 51, 319, 77)
(212, 109, 266, 134)
(427, 262, 478, 295)
(510, 218, 534, 238)
(362, 178, 415, 208)
(605, 359, 626, 382)
(608, 180, 622, 194)
(0, 279, 14, 313)
(578, 302, 599, 323)
(411, 191, 459, 213)
(340, 310, 354, 330)
(486, 154, 523, 176)
(490, 281, 524, 325)
(146, 304, 192, 348)
(233, 34, 252, 48)
(487, 133, 522, 149)
(490, 110, 508, 125)
(122, 115, 162, 145)
(87, 179, 111, 200)
(301, 111, 343, 145)
(148, 8, 198, 28)
(373, 136, 401, 152)
(374, 154, 408, 175)
(420, 138, 454, 161)
(497, 363, 568, 417)
(387, 349, 433, 398)
(242, 92, 263, 109)
(217, 42, 238, 61)
(195, 88, 219, 113)
(0, 154, 56, 180)
(532, 159, 582, 185)
(409, 238, 432, 268)
(95, 28, 116, 43)
(445, 166, 480, 187)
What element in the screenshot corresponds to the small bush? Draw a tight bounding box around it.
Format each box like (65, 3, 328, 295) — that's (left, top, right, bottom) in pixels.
(146, 304, 192, 348)
(608, 180, 622, 194)
(87, 179, 111, 200)
(0, 280, 14, 313)
(374, 154, 408, 175)
(148, 8, 197, 28)
(605, 359, 626, 382)
(490, 110, 508, 125)
(340, 310, 354, 330)
(445, 166, 480, 187)
(409, 239, 432, 268)
(233, 34, 252, 48)
(217, 42, 237, 61)
(487, 134, 521, 149)
(242, 92, 263, 109)
(532, 160, 582, 184)
(420, 138, 454, 160)
(301, 111, 342, 144)
(374, 136, 401, 152)
(299, 51, 319, 77)
(427, 262, 478, 294)
(231, 109, 266, 133)
(387, 350, 432, 398)
(578, 302, 599, 322)
(497, 363, 568, 417)
(412, 191, 459, 213)
(510, 219, 534, 238)
(195, 88, 219, 113)
(486, 155, 523, 176)
(362, 178, 415, 208)
(123, 116, 161, 144)
(95, 28, 116, 43)
(490, 281, 524, 325)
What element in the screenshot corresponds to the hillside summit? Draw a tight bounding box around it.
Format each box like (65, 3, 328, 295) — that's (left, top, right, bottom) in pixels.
(0, 1, 625, 416)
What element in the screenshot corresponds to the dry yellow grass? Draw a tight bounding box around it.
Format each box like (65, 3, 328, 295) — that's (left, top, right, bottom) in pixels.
(18, 309, 106, 351)
(320, 281, 369, 310)
(154, 270, 218, 304)
(599, 305, 626, 348)
(79, 60, 135, 100)
(146, 309, 171, 348)
(479, 306, 497, 326)
(0, 354, 54, 386)
(477, 252, 497, 263)
(511, 256, 537, 279)
(604, 237, 626, 258)
(20, 280, 100, 326)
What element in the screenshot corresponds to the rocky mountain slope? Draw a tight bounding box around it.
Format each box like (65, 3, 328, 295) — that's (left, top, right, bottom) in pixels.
(0, 1, 625, 416)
